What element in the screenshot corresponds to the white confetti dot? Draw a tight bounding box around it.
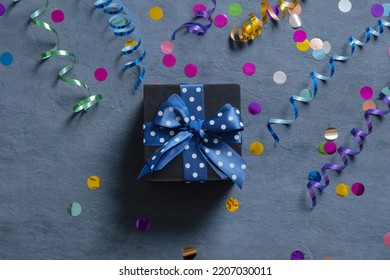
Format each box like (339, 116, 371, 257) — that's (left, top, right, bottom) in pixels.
(221, 124, 227, 130)
(192, 153, 197, 159)
(166, 120, 171, 126)
(150, 131, 156, 136)
(218, 161, 223, 167)
(289, 14, 302, 28)
(273, 71, 287, 84)
(158, 111, 163, 116)
(199, 162, 205, 168)
(213, 138, 219, 144)
(217, 112, 223, 117)
(189, 97, 195, 102)
(229, 163, 235, 168)
(227, 151, 233, 157)
(209, 120, 215, 125)
(174, 137, 180, 142)
(323, 41, 331, 54)
(228, 116, 234, 121)
(216, 150, 221, 155)
(338, 0, 352, 13)
(196, 87, 201, 92)
(182, 87, 188, 93)
(241, 164, 246, 170)
(159, 138, 165, 143)
(232, 174, 237, 180)
(193, 172, 198, 178)
(197, 106, 202, 111)
(185, 163, 191, 168)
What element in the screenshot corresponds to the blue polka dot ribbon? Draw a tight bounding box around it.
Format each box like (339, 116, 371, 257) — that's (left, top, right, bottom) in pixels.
(138, 84, 246, 188)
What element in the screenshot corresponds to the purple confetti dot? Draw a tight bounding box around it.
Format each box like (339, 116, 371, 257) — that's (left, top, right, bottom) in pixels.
(136, 216, 150, 232)
(51, 10, 65, 23)
(248, 101, 262, 115)
(0, 3, 5, 16)
(360, 86, 373, 100)
(293, 29, 307, 43)
(242, 62, 256, 76)
(94, 68, 108, 82)
(290, 250, 305, 260)
(371, 4, 384, 17)
(324, 141, 337, 155)
(214, 14, 228, 28)
(267, 5, 279, 18)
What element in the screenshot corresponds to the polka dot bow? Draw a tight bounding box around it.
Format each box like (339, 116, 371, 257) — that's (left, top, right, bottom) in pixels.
(138, 84, 246, 188)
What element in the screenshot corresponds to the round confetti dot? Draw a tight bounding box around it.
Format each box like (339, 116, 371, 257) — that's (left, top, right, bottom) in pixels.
(351, 182, 365, 196)
(250, 141, 264, 156)
(289, 14, 302, 28)
(371, 4, 384, 17)
(68, 202, 82, 217)
(0, 52, 13, 66)
(310, 38, 324, 51)
(312, 49, 326, 61)
(338, 0, 352, 13)
(388, 46, 390, 56)
(225, 197, 239, 212)
(290, 251, 304, 260)
(214, 13, 228, 28)
(242, 62, 256, 76)
(293, 29, 307, 43)
(336, 183, 349, 197)
(325, 127, 339, 141)
(273, 71, 287, 85)
(228, 3, 242, 17)
(136, 216, 150, 232)
(318, 142, 326, 155)
(160, 40, 174, 54)
(308, 170, 322, 182)
(149, 6, 163, 21)
(51, 10, 64, 23)
(288, 4, 302, 16)
(383, 3, 390, 16)
(87, 175, 100, 190)
(323, 41, 332, 54)
(324, 141, 337, 155)
(0, 3, 5, 16)
(182, 247, 197, 260)
(360, 86, 374, 100)
(267, 5, 279, 19)
(184, 64, 198, 77)
(248, 101, 262, 115)
(300, 89, 312, 99)
(383, 232, 390, 246)
(162, 54, 176, 68)
(382, 87, 390, 96)
(94, 67, 108, 82)
(362, 100, 376, 112)
(193, 3, 206, 16)
(296, 39, 310, 52)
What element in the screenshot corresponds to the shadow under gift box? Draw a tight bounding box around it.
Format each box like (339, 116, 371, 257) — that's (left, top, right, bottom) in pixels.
(142, 84, 242, 183)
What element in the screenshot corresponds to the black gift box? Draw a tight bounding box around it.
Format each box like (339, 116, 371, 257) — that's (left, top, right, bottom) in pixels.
(142, 84, 242, 183)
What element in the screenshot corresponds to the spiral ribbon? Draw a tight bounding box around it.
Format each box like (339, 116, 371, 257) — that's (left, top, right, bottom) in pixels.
(171, 0, 216, 40)
(307, 89, 390, 208)
(30, 0, 102, 112)
(267, 17, 390, 143)
(95, 0, 146, 90)
(230, 0, 299, 42)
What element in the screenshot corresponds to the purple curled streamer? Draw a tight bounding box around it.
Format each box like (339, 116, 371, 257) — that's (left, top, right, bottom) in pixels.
(307, 90, 390, 208)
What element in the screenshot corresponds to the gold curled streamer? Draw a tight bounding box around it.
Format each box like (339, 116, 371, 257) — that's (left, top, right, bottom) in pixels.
(30, 0, 102, 112)
(231, 0, 299, 42)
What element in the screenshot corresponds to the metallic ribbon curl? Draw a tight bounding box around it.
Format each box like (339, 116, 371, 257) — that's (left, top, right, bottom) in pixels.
(95, 0, 146, 90)
(31, 0, 102, 112)
(231, 0, 298, 42)
(267, 18, 390, 143)
(307, 89, 390, 208)
(171, 0, 216, 40)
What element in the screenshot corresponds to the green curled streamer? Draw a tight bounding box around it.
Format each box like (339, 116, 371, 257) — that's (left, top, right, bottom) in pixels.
(30, 0, 102, 112)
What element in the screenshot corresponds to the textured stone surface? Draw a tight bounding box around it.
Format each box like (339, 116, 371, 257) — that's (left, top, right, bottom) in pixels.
(0, 0, 389, 259)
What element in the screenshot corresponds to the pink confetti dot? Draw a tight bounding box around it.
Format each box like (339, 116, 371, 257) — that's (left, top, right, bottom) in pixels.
(351, 182, 365, 196)
(51, 10, 65, 23)
(293, 30, 307, 43)
(0, 3, 6, 17)
(160, 41, 174, 54)
(248, 101, 262, 115)
(162, 54, 176, 68)
(360, 86, 373, 100)
(214, 14, 228, 28)
(193, 3, 206, 16)
(94, 68, 108, 82)
(388, 46, 390, 56)
(184, 64, 198, 77)
(384, 232, 390, 246)
(242, 62, 256, 76)
(371, 3, 384, 17)
(324, 141, 337, 155)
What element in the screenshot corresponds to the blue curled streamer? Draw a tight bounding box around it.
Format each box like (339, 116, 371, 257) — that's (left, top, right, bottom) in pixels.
(171, 0, 216, 40)
(267, 18, 390, 143)
(95, 0, 146, 90)
(307, 89, 390, 208)
(138, 84, 246, 188)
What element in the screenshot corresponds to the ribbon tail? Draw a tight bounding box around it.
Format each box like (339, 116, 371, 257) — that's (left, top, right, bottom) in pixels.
(137, 164, 151, 180)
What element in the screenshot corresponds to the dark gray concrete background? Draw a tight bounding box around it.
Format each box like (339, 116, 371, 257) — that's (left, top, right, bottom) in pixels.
(0, 0, 389, 259)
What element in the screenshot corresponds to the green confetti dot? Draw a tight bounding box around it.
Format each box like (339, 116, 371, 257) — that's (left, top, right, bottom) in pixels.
(228, 3, 243, 17)
(382, 87, 390, 96)
(318, 142, 326, 155)
(68, 202, 82, 217)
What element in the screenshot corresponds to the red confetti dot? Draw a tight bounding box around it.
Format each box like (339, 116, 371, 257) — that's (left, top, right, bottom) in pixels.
(94, 68, 108, 82)
(162, 54, 176, 68)
(51, 10, 65, 23)
(184, 64, 198, 77)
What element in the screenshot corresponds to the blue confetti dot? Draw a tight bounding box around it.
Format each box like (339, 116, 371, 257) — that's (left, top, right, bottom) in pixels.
(0, 52, 13, 66)
(308, 170, 321, 182)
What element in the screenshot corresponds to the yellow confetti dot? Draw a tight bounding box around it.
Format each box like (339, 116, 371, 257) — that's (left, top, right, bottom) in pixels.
(225, 197, 239, 212)
(335, 183, 349, 197)
(149, 6, 163, 21)
(87, 176, 100, 190)
(250, 141, 264, 155)
(124, 40, 137, 47)
(296, 39, 310, 52)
